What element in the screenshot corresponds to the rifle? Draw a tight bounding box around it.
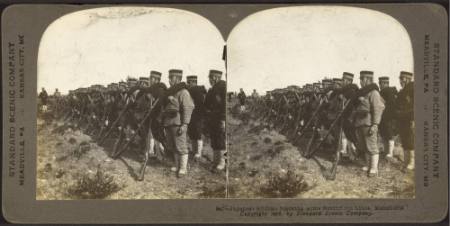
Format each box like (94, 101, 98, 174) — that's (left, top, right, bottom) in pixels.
(274, 95, 287, 123)
(282, 92, 303, 133)
(305, 99, 351, 159)
(98, 100, 133, 145)
(111, 99, 159, 160)
(291, 97, 325, 140)
(325, 99, 346, 180)
(275, 95, 290, 129)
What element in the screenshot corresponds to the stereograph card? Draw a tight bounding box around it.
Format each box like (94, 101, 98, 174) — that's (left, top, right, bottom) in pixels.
(1, 2, 448, 224)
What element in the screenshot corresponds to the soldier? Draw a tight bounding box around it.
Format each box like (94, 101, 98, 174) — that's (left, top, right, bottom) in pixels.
(186, 75, 207, 159)
(322, 79, 333, 95)
(38, 87, 48, 113)
(205, 69, 226, 172)
(313, 82, 321, 94)
(53, 88, 62, 117)
(378, 76, 398, 159)
(332, 78, 343, 90)
(251, 89, 259, 99)
(162, 69, 194, 177)
(227, 92, 233, 101)
(396, 71, 414, 170)
(352, 71, 385, 177)
(237, 88, 246, 112)
(340, 72, 359, 156)
(147, 70, 167, 158)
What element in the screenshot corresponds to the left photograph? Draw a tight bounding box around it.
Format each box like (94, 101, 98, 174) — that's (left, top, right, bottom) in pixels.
(36, 7, 227, 199)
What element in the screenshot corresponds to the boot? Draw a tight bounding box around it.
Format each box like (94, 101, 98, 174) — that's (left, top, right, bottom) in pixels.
(385, 139, 395, 158)
(177, 154, 189, 178)
(340, 137, 348, 155)
(194, 140, 203, 159)
(148, 138, 155, 157)
(406, 150, 415, 170)
(170, 153, 179, 172)
(361, 153, 370, 172)
(368, 154, 379, 177)
(215, 150, 227, 171)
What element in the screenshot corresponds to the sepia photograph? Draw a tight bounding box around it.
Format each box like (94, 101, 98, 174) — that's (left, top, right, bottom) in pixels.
(36, 7, 227, 199)
(227, 6, 415, 198)
(1, 2, 448, 223)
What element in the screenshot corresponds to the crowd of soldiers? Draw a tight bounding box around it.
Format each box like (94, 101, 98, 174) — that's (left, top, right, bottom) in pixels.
(38, 69, 226, 181)
(247, 71, 414, 178)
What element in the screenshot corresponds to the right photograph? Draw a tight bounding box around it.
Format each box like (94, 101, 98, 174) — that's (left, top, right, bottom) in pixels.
(226, 6, 415, 199)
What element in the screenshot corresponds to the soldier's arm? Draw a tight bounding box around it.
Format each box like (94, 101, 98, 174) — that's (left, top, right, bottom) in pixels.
(179, 89, 195, 125)
(369, 90, 385, 125)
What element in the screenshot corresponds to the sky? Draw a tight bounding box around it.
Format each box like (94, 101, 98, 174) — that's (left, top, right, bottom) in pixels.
(227, 6, 414, 93)
(38, 7, 226, 94)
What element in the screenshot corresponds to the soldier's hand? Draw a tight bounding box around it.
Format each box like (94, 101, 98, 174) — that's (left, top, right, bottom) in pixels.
(368, 124, 378, 136)
(177, 124, 187, 136)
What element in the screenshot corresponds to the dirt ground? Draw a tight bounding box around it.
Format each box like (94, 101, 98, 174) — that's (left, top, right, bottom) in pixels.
(36, 101, 414, 200)
(36, 118, 227, 200)
(226, 100, 415, 199)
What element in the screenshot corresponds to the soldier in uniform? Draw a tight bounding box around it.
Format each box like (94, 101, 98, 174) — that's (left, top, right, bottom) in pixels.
(340, 72, 359, 156)
(53, 88, 62, 117)
(378, 76, 398, 159)
(237, 88, 247, 112)
(162, 69, 194, 177)
(147, 70, 167, 158)
(186, 75, 207, 159)
(396, 71, 414, 170)
(251, 89, 259, 99)
(205, 70, 226, 172)
(322, 79, 333, 95)
(38, 87, 49, 113)
(352, 71, 385, 177)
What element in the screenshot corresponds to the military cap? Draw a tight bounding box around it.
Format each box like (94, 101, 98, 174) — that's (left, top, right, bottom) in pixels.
(342, 72, 354, 80)
(139, 77, 150, 81)
(378, 76, 389, 82)
(399, 71, 413, 79)
(186, 75, 198, 81)
(322, 79, 332, 84)
(127, 77, 138, 87)
(209, 69, 223, 77)
(168, 69, 183, 78)
(313, 82, 321, 87)
(119, 81, 127, 87)
(360, 70, 374, 78)
(150, 70, 162, 78)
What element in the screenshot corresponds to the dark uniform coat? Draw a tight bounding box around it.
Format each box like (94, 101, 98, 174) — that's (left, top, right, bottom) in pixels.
(396, 82, 414, 150)
(379, 86, 398, 139)
(340, 84, 359, 144)
(205, 80, 226, 150)
(237, 91, 246, 106)
(187, 85, 207, 140)
(39, 90, 48, 105)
